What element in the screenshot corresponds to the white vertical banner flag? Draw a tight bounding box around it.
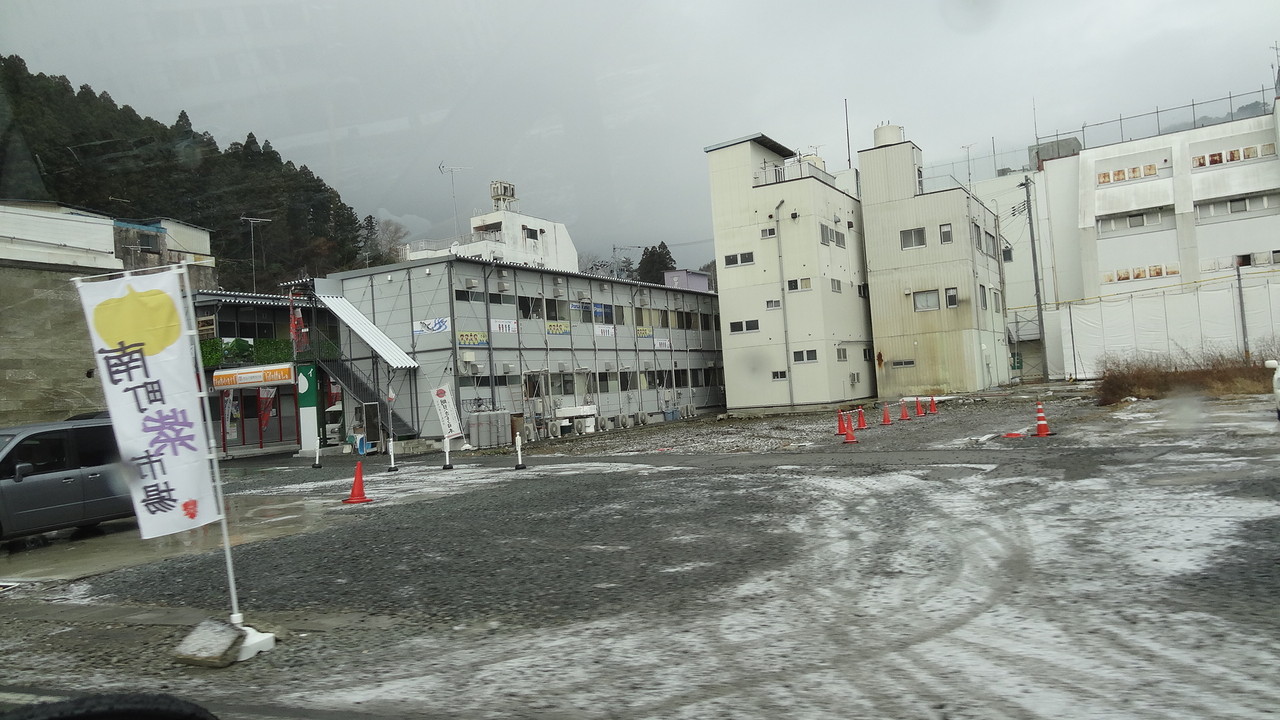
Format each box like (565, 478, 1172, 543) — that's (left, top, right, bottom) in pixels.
(75, 268, 221, 539)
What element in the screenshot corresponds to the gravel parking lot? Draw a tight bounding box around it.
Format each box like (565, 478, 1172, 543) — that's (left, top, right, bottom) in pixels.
(1, 390, 1277, 719)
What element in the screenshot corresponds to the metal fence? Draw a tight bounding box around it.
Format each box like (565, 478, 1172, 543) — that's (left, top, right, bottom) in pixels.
(1036, 87, 1274, 151)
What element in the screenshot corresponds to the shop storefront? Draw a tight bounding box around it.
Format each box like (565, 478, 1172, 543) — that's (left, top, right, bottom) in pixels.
(210, 363, 299, 454)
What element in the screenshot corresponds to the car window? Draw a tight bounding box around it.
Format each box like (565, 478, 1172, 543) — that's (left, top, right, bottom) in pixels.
(3, 432, 72, 477)
(74, 425, 121, 466)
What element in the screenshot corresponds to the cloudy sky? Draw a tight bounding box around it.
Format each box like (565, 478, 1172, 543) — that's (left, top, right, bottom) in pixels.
(3, 0, 1278, 268)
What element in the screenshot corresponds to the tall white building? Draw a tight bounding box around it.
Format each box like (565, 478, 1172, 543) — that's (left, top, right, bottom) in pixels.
(404, 181, 579, 273)
(858, 126, 1011, 396)
(705, 134, 874, 413)
(1025, 93, 1280, 378)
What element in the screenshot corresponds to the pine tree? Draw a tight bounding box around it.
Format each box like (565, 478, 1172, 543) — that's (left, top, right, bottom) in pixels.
(637, 242, 677, 284)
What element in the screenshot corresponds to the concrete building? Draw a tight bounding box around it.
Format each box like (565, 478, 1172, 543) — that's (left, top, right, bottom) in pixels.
(704, 134, 874, 413)
(858, 125, 1012, 396)
(0, 201, 216, 425)
(1021, 91, 1280, 377)
(403, 181, 579, 273)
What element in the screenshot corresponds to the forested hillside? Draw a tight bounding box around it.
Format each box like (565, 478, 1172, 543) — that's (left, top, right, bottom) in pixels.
(0, 54, 396, 291)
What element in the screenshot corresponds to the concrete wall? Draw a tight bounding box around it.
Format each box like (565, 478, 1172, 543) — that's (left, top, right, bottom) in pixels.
(0, 265, 105, 425)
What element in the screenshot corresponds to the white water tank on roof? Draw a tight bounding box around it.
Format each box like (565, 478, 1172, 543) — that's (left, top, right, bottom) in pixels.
(874, 124, 905, 147)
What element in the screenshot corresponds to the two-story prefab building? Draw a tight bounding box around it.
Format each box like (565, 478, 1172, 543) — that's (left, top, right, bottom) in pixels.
(316, 255, 723, 444)
(704, 133, 875, 413)
(859, 125, 1012, 396)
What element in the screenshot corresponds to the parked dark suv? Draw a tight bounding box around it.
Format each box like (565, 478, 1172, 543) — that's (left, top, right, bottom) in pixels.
(0, 418, 135, 541)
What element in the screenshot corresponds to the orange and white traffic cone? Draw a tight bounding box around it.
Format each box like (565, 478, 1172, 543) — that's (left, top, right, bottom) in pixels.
(835, 410, 848, 436)
(342, 461, 373, 504)
(928, 396, 938, 414)
(881, 404, 893, 426)
(915, 397, 926, 417)
(900, 400, 911, 421)
(843, 422, 859, 444)
(1033, 401, 1055, 437)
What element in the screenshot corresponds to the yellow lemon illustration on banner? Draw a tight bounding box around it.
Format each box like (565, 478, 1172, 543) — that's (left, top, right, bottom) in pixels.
(92, 285, 182, 356)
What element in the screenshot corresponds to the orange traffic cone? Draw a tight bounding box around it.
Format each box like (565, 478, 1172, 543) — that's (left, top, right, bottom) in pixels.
(855, 406, 869, 430)
(343, 461, 373, 504)
(915, 397, 926, 417)
(1033, 402, 1054, 437)
(835, 410, 848, 436)
(843, 423, 858, 444)
(899, 401, 911, 421)
(928, 396, 938, 414)
(881, 404, 893, 426)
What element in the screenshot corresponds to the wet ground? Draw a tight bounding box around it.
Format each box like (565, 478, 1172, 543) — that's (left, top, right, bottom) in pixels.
(0, 392, 1277, 719)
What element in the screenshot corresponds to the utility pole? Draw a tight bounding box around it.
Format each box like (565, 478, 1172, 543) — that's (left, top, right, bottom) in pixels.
(438, 162, 469, 239)
(1019, 177, 1046, 379)
(241, 216, 272, 293)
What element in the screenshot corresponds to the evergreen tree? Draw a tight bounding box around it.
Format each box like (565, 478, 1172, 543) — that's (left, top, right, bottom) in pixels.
(637, 242, 677, 284)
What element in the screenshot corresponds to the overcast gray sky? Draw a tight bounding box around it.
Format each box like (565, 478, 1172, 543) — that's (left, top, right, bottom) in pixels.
(3, 0, 1278, 268)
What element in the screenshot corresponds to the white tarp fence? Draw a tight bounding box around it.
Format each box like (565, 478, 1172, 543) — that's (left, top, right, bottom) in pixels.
(1048, 275, 1280, 379)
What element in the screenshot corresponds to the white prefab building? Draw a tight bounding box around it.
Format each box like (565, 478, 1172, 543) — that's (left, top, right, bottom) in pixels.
(1033, 96, 1280, 378)
(404, 181, 579, 273)
(316, 256, 723, 445)
(705, 133, 874, 413)
(858, 126, 1012, 396)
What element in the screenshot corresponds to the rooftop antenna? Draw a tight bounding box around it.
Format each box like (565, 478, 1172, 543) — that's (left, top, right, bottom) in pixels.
(438, 162, 469, 238)
(844, 98, 852, 169)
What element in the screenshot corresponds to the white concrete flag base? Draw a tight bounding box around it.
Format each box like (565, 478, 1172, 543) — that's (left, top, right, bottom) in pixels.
(231, 612, 277, 662)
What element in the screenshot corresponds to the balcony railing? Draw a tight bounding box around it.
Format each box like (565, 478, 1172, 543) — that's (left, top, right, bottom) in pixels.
(753, 160, 837, 188)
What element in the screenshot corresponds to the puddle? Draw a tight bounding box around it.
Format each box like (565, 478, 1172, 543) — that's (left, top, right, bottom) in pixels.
(0, 494, 332, 582)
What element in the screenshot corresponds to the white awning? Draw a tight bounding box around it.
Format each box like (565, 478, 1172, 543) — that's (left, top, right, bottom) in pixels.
(315, 294, 418, 369)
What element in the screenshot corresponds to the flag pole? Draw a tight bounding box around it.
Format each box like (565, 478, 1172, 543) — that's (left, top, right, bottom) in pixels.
(177, 263, 243, 623)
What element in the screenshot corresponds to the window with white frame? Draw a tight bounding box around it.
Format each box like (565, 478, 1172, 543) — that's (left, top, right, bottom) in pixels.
(979, 284, 988, 310)
(992, 289, 1002, 313)
(945, 287, 958, 308)
(892, 359, 916, 368)
(900, 227, 926, 250)
(940, 223, 953, 244)
(972, 222, 982, 248)
(792, 349, 818, 363)
(787, 277, 812, 291)
(857, 283, 869, 298)
(830, 279, 841, 292)
(765, 299, 781, 310)
(729, 319, 760, 333)
(771, 370, 787, 380)
(761, 227, 777, 238)
(724, 251, 755, 266)
(863, 348, 873, 361)
(836, 347, 848, 361)
(913, 289, 939, 311)
(820, 224, 846, 247)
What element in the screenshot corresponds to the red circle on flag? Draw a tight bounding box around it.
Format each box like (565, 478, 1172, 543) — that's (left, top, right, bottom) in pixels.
(436, 389, 446, 398)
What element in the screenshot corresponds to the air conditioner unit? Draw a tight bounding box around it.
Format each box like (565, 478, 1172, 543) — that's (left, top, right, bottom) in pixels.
(472, 363, 486, 375)
(460, 351, 476, 362)
(498, 281, 510, 291)
(498, 269, 508, 278)
(577, 290, 589, 300)
(502, 363, 515, 374)
(598, 282, 609, 291)
(706, 360, 717, 368)
(558, 362, 569, 372)
(604, 361, 616, 371)
(553, 288, 565, 297)
(643, 361, 653, 370)
(465, 278, 478, 289)
(636, 297, 649, 307)
(553, 277, 564, 286)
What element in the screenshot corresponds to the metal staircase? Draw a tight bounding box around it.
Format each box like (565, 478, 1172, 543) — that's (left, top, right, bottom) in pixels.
(305, 326, 416, 439)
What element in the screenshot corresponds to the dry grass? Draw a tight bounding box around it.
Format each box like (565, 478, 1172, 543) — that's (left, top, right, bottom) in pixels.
(1096, 350, 1272, 405)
